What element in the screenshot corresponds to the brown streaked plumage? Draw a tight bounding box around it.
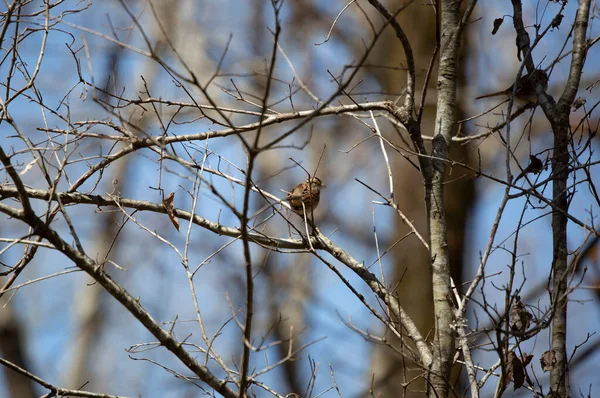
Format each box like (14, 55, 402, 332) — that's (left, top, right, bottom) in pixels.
(286, 177, 325, 216)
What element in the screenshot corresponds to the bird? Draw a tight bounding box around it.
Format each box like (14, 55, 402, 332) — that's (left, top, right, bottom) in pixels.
(514, 154, 545, 183)
(475, 69, 548, 102)
(286, 177, 325, 216)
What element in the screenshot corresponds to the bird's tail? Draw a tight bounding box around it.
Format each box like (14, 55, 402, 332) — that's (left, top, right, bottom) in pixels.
(475, 90, 508, 100)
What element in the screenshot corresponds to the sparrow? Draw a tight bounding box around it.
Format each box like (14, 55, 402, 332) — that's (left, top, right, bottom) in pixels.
(514, 155, 545, 183)
(286, 177, 325, 216)
(476, 69, 548, 102)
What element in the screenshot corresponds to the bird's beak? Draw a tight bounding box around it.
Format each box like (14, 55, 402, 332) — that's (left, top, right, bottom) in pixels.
(321, 184, 327, 188)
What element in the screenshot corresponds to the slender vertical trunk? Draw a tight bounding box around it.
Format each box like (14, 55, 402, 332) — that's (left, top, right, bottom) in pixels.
(550, 119, 570, 396)
(426, 0, 463, 394)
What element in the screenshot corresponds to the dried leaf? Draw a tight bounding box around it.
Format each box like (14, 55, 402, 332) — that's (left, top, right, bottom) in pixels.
(492, 18, 504, 35)
(521, 352, 534, 367)
(572, 97, 586, 111)
(510, 296, 532, 335)
(505, 351, 525, 389)
(163, 192, 180, 231)
(540, 350, 557, 372)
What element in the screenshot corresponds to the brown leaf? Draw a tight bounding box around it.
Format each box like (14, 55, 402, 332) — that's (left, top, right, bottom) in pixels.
(505, 351, 525, 390)
(572, 97, 586, 111)
(492, 18, 504, 35)
(540, 350, 557, 372)
(510, 296, 532, 335)
(521, 352, 534, 367)
(163, 192, 180, 231)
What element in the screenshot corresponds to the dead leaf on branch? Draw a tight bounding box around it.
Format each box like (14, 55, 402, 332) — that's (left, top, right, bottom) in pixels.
(510, 296, 532, 335)
(492, 18, 504, 35)
(521, 352, 534, 367)
(504, 351, 534, 390)
(505, 351, 525, 390)
(540, 350, 557, 372)
(163, 192, 180, 231)
(572, 97, 586, 111)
